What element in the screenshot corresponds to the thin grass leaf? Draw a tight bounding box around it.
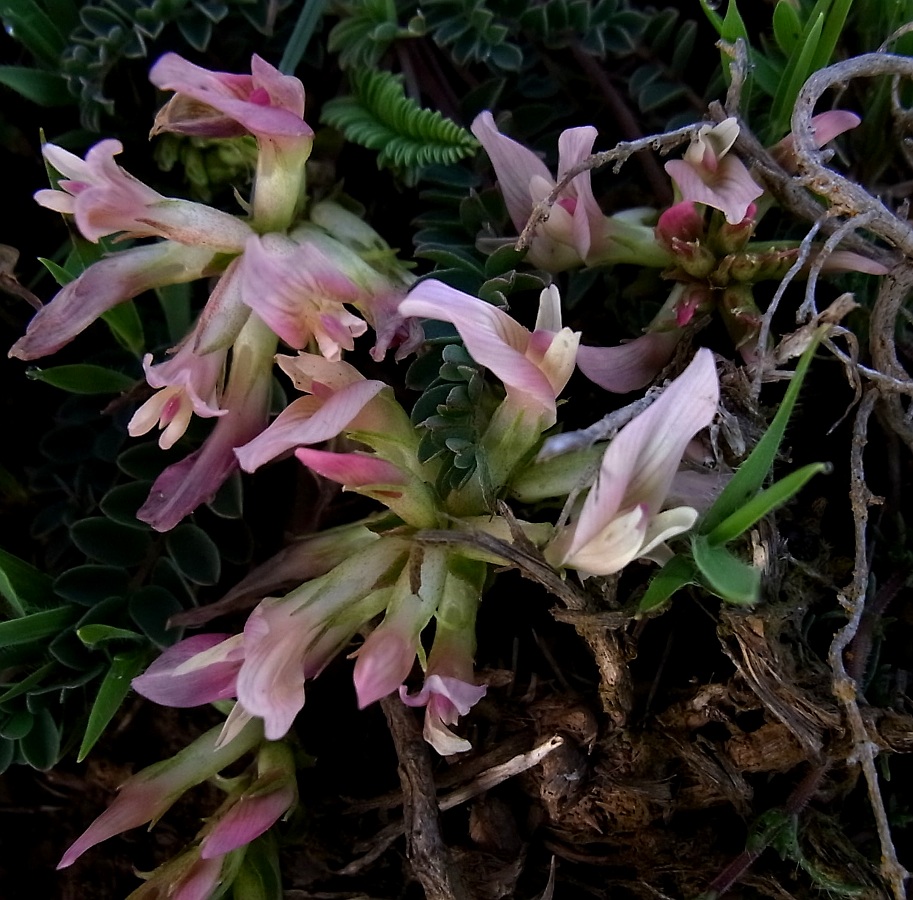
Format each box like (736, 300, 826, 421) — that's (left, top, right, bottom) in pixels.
(706, 461, 830, 545)
(0, 548, 54, 617)
(0, 607, 77, 648)
(279, 0, 328, 74)
(78, 648, 148, 761)
(699, 329, 823, 536)
(638, 555, 698, 614)
(26, 364, 135, 394)
(770, 12, 824, 139)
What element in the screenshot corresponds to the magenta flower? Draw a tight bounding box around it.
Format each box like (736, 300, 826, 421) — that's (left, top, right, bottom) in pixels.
(58, 719, 262, 869)
(665, 118, 764, 225)
(546, 348, 719, 577)
(36, 140, 253, 250)
(9, 242, 216, 361)
(471, 111, 607, 270)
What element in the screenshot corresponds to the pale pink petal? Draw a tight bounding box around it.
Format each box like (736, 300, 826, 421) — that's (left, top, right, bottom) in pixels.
(235, 380, 387, 472)
(9, 243, 216, 361)
(239, 234, 368, 355)
(172, 856, 225, 900)
(814, 250, 889, 275)
(237, 598, 313, 740)
(567, 349, 718, 555)
(200, 783, 295, 858)
(576, 330, 682, 393)
(772, 110, 861, 171)
(558, 504, 650, 576)
(665, 154, 763, 225)
(400, 280, 556, 418)
(557, 126, 601, 260)
(354, 629, 417, 708)
(132, 634, 241, 707)
(471, 111, 553, 233)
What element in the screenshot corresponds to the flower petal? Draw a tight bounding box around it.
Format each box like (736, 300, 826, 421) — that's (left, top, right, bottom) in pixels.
(576, 330, 682, 394)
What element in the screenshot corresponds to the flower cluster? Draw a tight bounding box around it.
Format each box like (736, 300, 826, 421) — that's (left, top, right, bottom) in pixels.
(12, 54, 417, 533)
(474, 110, 888, 393)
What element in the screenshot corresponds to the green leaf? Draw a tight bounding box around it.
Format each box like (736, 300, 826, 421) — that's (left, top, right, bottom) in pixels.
(18, 707, 60, 770)
(0, 607, 77, 648)
(697, 0, 724, 35)
(26, 364, 135, 394)
(78, 649, 148, 761)
(0, 66, 71, 105)
(166, 524, 221, 585)
(37, 256, 75, 286)
(0, 662, 56, 704)
(810, 0, 853, 77)
(769, 12, 824, 139)
(321, 68, 479, 172)
(128, 586, 183, 647)
(279, 0, 327, 73)
(101, 300, 145, 357)
(692, 536, 760, 605)
(772, 0, 803, 55)
(707, 461, 830, 545)
(55, 565, 130, 606)
(700, 332, 822, 536)
(0, 710, 34, 740)
(77, 624, 143, 646)
(70, 518, 153, 567)
(0, 0, 68, 66)
(638, 555, 698, 613)
(0, 547, 54, 617)
(100, 482, 154, 529)
(155, 282, 192, 344)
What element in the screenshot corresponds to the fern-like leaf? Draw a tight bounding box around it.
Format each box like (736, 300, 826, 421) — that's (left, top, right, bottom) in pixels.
(320, 68, 479, 173)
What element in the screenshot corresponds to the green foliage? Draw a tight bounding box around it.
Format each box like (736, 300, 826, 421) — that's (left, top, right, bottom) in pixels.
(320, 68, 480, 176)
(328, 0, 425, 70)
(640, 333, 829, 613)
(419, 0, 523, 70)
(627, 7, 698, 118)
(408, 341, 493, 493)
(699, 0, 856, 141)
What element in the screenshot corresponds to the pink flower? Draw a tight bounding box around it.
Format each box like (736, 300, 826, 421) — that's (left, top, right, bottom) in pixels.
(149, 53, 312, 147)
(132, 634, 243, 707)
(36, 140, 253, 250)
(239, 232, 368, 357)
(352, 549, 447, 708)
(234, 354, 389, 473)
(665, 118, 764, 225)
(199, 742, 297, 859)
(471, 111, 606, 270)
(126, 849, 227, 900)
(546, 348, 719, 577)
(399, 281, 579, 429)
(770, 110, 861, 172)
(9, 242, 216, 361)
(137, 315, 275, 532)
(576, 329, 683, 394)
(128, 337, 227, 451)
(58, 719, 261, 869)
(399, 559, 486, 755)
(236, 538, 408, 739)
